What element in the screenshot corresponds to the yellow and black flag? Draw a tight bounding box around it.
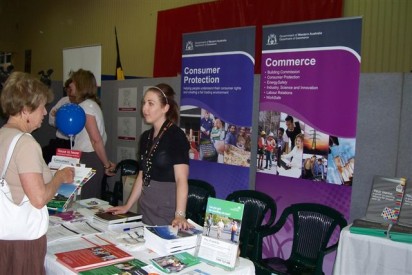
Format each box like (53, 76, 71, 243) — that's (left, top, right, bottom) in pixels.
(115, 27, 125, 80)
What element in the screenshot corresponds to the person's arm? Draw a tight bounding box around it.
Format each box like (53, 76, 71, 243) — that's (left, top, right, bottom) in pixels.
(224, 133, 230, 151)
(20, 167, 74, 209)
(311, 162, 316, 174)
(84, 114, 115, 175)
(281, 146, 295, 162)
(49, 97, 68, 127)
(106, 171, 143, 214)
(171, 163, 192, 230)
(49, 108, 57, 126)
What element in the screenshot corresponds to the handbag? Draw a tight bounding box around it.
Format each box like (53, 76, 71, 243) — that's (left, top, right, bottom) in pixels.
(0, 132, 49, 240)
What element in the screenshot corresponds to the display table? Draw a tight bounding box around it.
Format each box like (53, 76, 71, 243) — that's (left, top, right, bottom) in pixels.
(333, 225, 412, 275)
(45, 235, 255, 275)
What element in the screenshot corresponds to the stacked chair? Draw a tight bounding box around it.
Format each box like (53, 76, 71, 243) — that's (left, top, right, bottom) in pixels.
(253, 203, 348, 275)
(225, 190, 277, 260)
(101, 159, 139, 206)
(186, 179, 216, 226)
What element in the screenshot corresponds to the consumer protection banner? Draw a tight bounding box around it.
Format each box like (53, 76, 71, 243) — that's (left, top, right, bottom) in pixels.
(256, 18, 362, 273)
(180, 27, 255, 198)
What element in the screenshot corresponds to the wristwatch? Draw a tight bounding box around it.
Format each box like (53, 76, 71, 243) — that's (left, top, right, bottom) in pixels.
(175, 210, 186, 218)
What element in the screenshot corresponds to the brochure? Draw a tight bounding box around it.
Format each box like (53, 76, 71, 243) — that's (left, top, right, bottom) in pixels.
(364, 176, 406, 223)
(78, 259, 148, 275)
(350, 176, 409, 240)
(47, 183, 80, 212)
(151, 251, 200, 273)
(195, 197, 244, 271)
(55, 243, 134, 272)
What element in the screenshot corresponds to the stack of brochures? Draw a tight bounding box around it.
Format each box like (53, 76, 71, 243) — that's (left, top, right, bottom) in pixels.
(144, 220, 203, 256)
(47, 220, 102, 244)
(49, 210, 88, 226)
(98, 222, 145, 252)
(74, 198, 112, 219)
(92, 212, 142, 231)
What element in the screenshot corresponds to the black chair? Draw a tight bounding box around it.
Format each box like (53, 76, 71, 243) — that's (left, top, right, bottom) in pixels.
(186, 179, 216, 226)
(102, 159, 139, 206)
(225, 190, 277, 260)
(254, 203, 348, 275)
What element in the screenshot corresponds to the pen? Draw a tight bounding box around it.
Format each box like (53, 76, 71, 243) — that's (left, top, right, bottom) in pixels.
(123, 226, 143, 232)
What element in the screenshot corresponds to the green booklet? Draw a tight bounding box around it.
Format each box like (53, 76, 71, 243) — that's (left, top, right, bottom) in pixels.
(195, 197, 244, 271)
(389, 224, 412, 243)
(79, 259, 147, 275)
(150, 252, 200, 273)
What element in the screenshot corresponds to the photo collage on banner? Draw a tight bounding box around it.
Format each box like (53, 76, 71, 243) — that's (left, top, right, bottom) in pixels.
(180, 27, 255, 197)
(256, 18, 362, 272)
(258, 18, 361, 186)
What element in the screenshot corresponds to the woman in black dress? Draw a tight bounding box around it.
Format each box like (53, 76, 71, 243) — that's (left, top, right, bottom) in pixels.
(108, 84, 191, 229)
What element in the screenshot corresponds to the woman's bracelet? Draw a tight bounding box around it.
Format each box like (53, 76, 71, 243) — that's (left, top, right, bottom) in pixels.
(175, 210, 186, 218)
(103, 163, 111, 169)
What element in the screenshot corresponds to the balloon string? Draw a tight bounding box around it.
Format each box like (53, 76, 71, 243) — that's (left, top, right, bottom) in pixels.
(70, 135, 74, 150)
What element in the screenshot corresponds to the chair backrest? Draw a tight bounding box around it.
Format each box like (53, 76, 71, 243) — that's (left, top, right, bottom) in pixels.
(115, 159, 139, 177)
(186, 179, 216, 226)
(282, 203, 348, 273)
(225, 190, 277, 258)
(107, 159, 139, 206)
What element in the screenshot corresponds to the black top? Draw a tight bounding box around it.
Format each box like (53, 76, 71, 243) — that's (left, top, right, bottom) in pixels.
(138, 123, 190, 182)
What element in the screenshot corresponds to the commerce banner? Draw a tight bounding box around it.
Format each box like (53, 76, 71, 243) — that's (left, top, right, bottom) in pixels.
(256, 18, 362, 274)
(180, 27, 255, 198)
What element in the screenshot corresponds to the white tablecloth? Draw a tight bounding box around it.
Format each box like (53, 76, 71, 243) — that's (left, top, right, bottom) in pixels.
(333, 225, 412, 275)
(45, 244, 255, 275)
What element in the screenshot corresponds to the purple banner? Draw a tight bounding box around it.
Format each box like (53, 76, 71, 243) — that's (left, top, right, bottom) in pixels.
(180, 27, 255, 198)
(257, 18, 362, 275)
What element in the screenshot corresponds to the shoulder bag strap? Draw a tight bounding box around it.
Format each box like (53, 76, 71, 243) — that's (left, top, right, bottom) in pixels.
(1, 133, 25, 185)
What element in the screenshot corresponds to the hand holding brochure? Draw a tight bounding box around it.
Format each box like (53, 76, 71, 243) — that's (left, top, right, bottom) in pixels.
(47, 166, 96, 212)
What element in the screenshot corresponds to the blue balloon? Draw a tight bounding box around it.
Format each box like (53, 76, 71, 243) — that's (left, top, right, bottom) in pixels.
(55, 103, 86, 136)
